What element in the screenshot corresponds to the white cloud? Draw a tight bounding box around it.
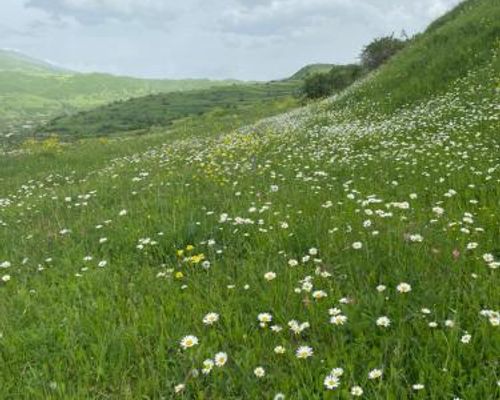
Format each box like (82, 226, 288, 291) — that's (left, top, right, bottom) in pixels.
(219, 0, 462, 37)
(25, 0, 183, 25)
(0, 0, 463, 80)
(220, 0, 377, 36)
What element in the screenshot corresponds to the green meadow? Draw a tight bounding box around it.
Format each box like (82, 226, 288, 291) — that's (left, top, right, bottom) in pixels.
(0, 0, 499, 399)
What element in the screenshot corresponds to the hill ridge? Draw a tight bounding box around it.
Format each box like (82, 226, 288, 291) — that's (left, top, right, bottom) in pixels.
(0, 48, 72, 74)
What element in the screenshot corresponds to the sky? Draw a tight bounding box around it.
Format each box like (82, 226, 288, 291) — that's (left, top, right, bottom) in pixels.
(1, 0, 462, 81)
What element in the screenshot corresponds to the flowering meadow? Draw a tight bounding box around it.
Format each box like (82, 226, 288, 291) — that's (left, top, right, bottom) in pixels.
(1, 2, 499, 399)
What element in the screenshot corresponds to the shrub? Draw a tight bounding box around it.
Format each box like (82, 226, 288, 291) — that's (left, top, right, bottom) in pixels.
(302, 73, 334, 99)
(360, 35, 407, 71)
(302, 65, 364, 99)
(329, 65, 364, 91)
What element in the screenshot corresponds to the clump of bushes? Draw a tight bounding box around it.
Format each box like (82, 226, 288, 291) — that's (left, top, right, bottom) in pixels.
(360, 34, 407, 71)
(302, 65, 363, 99)
(303, 34, 407, 99)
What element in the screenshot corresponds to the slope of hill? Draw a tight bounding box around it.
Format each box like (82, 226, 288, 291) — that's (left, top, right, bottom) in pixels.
(0, 50, 239, 135)
(0, 48, 71, 74)
(0, 72, 239, 120)
(38, 80, 301, 138)
(0, 0, 499, 398)
(337, 0, 500, 114)
(288, 63, 336, 80)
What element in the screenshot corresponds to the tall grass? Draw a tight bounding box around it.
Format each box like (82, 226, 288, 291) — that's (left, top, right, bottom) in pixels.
(0, 0, 499, 398)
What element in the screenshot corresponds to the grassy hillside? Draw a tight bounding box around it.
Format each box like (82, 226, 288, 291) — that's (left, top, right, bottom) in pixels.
(0, 0, 499, 398)
(337, 0, 500, 114)
(0, 72, 239, 120)
(38, 81, 301, 138)
(0, 51, 239, 137)
(0, 49, 71, 74)
(288, 64, 336, 80)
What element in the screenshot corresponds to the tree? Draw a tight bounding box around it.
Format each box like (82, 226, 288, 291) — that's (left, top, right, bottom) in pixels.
(328, 64, 363, 91)
(360, 35, 406, 71)
(302, 64, 364, 99)
(302, 73, 334, 99)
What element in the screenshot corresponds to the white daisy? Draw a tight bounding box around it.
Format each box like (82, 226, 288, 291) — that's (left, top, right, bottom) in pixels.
(254, 367, 265, 378)
(376, 316, 391, 328)
(368, 368, 383, 380)
(202, 312, 220, 326)
(295, 345, 313, 359)
(214, 352, 228, 367)
(351, 386, 364, 396)
(180, 335, 199, 350)
(396, 282, 412, 293)
(324, 374, 340, 390)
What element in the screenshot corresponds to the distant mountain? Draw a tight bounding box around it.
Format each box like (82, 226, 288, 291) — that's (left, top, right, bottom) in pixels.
(288, 64, 336, 80)
(0, 49, 72, 75)
(0, 49, 240, 133)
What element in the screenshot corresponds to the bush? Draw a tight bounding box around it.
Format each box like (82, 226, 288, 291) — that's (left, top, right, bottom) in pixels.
(329, 65, 364, 91)
(360, 35, 407, 71)
(302, 73, 334, 99)
(302, 65, 364, 99)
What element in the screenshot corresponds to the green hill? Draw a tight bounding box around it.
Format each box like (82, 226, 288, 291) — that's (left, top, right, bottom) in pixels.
(288, 63, 336, 80)
(0, 1, 499, 398)
(0, 71, 239, 120)
(336, 0, 500, 114)
(0, 50, 239, 135)
(0, 48, 71, 74)
(38, 80, 301, 138)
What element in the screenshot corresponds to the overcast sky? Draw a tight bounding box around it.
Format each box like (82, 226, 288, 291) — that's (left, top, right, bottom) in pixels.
(1, 0, 462, 80)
